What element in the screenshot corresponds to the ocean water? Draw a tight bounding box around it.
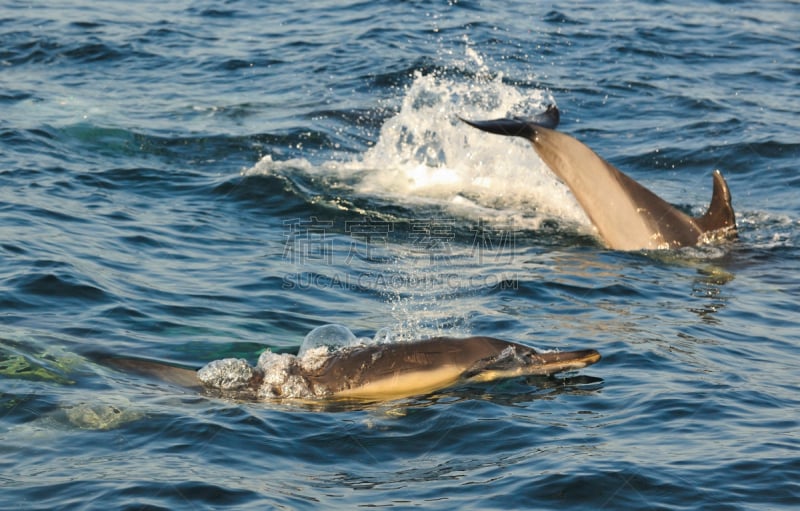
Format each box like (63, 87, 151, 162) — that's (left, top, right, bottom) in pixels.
(1, 0, 799, 509)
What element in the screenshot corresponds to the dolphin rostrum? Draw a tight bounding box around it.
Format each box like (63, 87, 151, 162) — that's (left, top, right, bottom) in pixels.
(461, 107, 737, 250)
(102, 336, 601, 402)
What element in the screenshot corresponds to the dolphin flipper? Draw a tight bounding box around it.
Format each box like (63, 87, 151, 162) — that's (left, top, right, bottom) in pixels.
(461, 110, 737, 250)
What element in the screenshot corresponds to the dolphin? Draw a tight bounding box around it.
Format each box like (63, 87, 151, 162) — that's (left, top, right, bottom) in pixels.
(101, 336, 600, 402)
(460, 107, 737, 250)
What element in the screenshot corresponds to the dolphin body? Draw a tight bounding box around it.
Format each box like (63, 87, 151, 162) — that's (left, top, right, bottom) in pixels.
(461, 106, 737, 250)
(103, 336, 600, 402)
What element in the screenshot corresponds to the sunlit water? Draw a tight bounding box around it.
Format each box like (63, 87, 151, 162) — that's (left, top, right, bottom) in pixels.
(1, 1, 799, 509)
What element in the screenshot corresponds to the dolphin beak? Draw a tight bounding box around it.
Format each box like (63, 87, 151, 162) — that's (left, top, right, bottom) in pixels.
(465, 347, 601, 383)
(534, 349, 602, 375)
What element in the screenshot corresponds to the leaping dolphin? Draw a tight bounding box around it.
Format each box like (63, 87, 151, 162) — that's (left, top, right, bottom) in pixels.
(461, 106, 737, 250)
(102, 336, 600, 402)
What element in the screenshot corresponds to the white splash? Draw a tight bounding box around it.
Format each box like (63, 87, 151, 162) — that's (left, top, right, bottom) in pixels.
(244, 49, 591, 232)
(198, 325, 401, 400)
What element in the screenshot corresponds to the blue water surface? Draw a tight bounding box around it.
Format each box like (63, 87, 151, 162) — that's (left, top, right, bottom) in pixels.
(1, 1, 799, 509)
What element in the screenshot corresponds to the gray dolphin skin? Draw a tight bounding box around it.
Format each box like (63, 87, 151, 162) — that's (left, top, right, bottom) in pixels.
(104, 336, 601, 402)
(461, 107, 737, 250)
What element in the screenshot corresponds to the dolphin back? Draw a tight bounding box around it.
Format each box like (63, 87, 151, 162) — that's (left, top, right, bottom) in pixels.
(460, 107, 738, 250)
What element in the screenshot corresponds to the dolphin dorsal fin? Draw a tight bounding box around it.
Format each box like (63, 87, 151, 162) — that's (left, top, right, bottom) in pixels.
(694, 170, 737, 238)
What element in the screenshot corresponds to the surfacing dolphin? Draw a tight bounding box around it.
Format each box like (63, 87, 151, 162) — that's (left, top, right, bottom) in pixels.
(461, 106, 737, 250)
(103, 336, 600, 402)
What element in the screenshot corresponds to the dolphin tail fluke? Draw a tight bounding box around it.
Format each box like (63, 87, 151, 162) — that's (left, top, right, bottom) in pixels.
(101, 356, 203, 389)
(459, 105, 560, 137)
(531, 104, 560, 129)
(694, 170, 737, 239)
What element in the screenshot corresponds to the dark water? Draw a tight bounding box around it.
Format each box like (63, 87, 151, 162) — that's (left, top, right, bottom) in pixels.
(2, 1, 799, 509)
